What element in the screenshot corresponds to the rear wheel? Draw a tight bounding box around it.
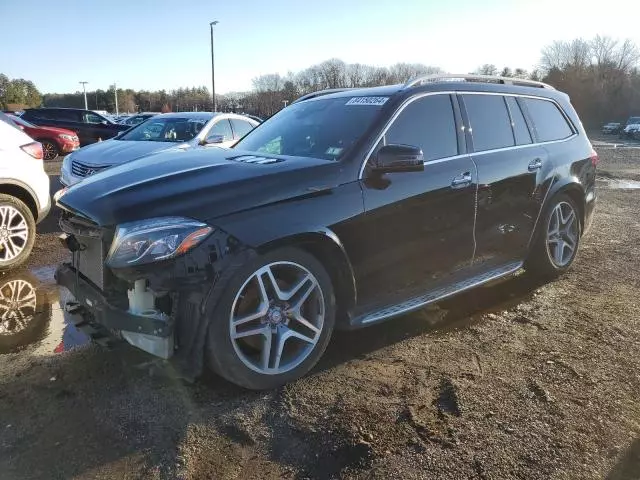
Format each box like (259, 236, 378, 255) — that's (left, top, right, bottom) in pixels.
(205, 247, 336, 390)
(40, 140, 59, 161)
(0, 195, 36, 272)
(525, 193, 581, 278)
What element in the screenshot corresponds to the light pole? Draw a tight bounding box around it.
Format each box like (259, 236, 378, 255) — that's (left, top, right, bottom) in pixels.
(282, 100, 288, 108)
(209, 20, 219, 112)
(79, 81, 88, 109)
(114, 82, 119, 116)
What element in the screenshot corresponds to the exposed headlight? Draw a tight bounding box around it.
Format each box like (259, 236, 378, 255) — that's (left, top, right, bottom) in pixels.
(106, 217, 213, 268)
(59, 134, 77, 141)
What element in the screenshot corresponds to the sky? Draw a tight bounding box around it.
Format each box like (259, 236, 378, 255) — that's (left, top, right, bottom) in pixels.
(3, 0, 640, 95)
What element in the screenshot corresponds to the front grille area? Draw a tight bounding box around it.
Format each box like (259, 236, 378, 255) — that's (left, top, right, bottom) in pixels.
(71, 160, 110, 178)
(76, 236, 106, 290)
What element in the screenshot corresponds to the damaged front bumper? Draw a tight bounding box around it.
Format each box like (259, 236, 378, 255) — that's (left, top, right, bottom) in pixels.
(55, 263, 174, 359)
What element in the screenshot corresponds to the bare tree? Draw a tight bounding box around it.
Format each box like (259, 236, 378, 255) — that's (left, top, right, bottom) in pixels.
(475, 64, 498, 76)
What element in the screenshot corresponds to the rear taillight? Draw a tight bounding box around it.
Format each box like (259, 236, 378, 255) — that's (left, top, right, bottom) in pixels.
(20, 141, 43, 160)
(590, 149, 599, 167)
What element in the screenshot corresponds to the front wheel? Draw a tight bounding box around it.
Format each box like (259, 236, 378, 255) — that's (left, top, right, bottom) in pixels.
(525, 193, 581, 279)
(205, 247, 336, 390)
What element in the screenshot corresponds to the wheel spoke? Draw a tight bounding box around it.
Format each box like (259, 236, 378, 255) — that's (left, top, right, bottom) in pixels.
(561, 208, 575, 227)
(279, 273, 312, 301)
(554, 240, 565, 265)
(231, 325, 269, 340)
(289, 310, 321, 335)
(289, 277, 317, 311)
(260, 328, 273, 370)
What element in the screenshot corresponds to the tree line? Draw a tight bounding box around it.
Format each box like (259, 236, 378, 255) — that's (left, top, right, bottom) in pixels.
(2, 35, 639, 127)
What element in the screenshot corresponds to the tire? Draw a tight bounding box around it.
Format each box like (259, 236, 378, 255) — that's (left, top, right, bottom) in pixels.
(40, 140, 59, 161)
(525, 193, 581, 279)
(0, 194, 36, 272)
(205, 246, 336, 390)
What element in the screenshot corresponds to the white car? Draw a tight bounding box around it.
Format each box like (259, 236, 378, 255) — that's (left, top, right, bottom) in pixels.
(61, 112, 260, 186)
(0, 113, 51, 270)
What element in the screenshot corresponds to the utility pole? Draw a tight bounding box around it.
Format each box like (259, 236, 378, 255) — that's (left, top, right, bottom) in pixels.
(114, 82, 119, 115)
(282, 100, 288, 108)
(79, 81, 89, 109)
(209, 20, 219, 112)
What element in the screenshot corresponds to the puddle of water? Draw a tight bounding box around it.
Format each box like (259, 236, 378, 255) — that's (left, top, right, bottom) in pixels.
(597, 178, 640, 190)
(0, 267, 90, 355)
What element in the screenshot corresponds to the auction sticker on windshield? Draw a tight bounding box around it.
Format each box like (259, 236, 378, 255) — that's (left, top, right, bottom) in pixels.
(345, 97, 389, 106)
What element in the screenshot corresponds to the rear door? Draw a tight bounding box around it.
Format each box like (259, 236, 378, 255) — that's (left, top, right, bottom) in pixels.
(460, 93, 550, 268)
(356, 93, 477, 305)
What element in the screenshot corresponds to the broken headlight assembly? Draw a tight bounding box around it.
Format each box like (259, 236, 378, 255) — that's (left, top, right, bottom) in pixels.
(106, 217, 213, 268)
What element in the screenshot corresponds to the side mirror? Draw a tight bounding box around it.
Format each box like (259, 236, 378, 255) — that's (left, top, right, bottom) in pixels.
(101, 120, 108, 125)
(203, 134, 225, 145)
(371, 144, 424, 173)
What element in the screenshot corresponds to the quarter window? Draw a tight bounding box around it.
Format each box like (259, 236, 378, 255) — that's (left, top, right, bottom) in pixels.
(463, 94, 514, 152)
(522, 98, 573, 142)
(506, 97, 532, 145)
(382, 94, 458, 161)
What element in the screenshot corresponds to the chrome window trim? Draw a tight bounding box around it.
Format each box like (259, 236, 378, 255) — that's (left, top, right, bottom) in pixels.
(358, 91, 577, 179)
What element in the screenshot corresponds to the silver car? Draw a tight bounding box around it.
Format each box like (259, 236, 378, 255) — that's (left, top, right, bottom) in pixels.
(61, 112, 260, 186)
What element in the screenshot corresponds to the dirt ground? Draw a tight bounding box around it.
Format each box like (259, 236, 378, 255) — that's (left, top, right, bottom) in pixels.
(1, 141, 639, 480)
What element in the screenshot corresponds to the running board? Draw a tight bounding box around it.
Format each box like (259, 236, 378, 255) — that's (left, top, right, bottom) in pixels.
(349, 261, 524, 328)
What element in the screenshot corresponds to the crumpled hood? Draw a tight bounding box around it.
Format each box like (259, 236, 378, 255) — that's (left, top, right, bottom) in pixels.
(69, 138, 182, 166)
(57, 147, 341, 226)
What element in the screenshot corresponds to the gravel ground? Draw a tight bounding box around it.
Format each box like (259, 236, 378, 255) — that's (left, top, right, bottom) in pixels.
(0, 145, 639, 480)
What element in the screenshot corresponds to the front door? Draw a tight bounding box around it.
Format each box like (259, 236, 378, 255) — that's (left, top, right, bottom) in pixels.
(460, 93, 550, 268)
(356, 93, 477, 307)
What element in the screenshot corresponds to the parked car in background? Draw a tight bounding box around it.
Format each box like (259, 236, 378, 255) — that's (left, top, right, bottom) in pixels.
(601, 122, 622, 135)
(60, 112, 259, 186)
(120, 112, 159, 126)
(55, 75, 596, 389)
(0, 113, 51, 270)
(619, 116, 640, 138)
(8, 114, 79, 160)
(20, 108, 129, 146)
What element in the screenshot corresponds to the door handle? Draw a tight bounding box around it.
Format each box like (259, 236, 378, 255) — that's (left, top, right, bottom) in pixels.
(451, 172, 472, 188)
(528, 158, 543, 171)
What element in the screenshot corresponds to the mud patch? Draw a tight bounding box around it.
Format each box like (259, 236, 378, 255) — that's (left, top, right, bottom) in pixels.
(597, 178, 640, 189)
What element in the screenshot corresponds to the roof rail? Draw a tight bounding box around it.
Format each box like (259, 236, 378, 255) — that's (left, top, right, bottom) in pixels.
(292, 88, 357, 104)
(404, 74, 555, 90)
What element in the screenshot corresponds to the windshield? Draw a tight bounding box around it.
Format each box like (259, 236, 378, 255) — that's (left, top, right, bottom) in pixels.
(8, 115, 36, 128)
(233, 96, 386, 160)
(627, 117, 640, 124)
(118, 116, 209, 142)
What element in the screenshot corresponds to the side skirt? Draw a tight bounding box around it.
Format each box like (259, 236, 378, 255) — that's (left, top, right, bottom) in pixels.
(347, 261, 523, 329)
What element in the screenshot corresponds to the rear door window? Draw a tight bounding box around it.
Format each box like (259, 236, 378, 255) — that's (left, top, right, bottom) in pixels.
(382, 94, 458, 161)
(230, 119, 254, 139)
(206, 119, 233, 141)
(83, 112, 104, 124)
(506, 97, 532, 145)
(463, 94, 514, 152)
(522, 98, 574, 142)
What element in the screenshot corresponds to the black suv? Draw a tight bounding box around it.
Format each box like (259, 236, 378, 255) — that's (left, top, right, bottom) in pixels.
(21, 108, 129, 146)
(54, 75, 597, 389)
